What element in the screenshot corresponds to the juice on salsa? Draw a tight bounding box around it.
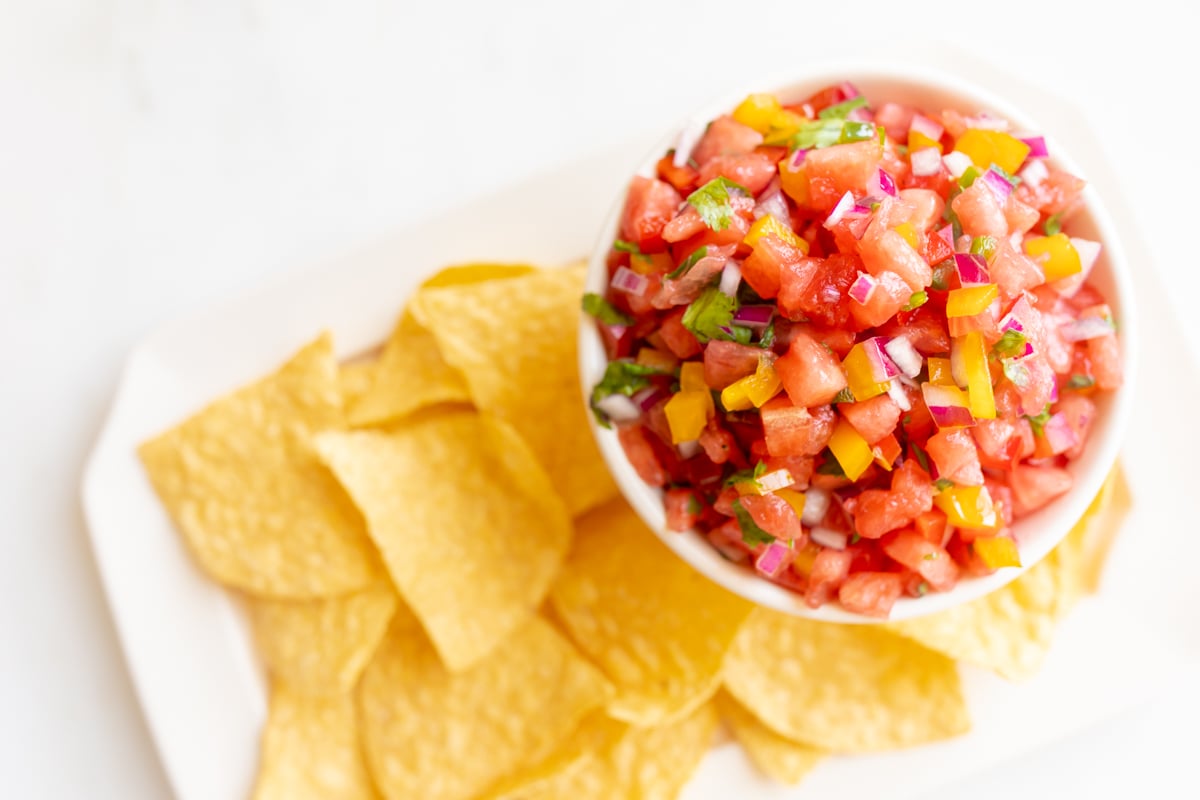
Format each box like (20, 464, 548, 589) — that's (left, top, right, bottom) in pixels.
(586, 83, 1121, 618)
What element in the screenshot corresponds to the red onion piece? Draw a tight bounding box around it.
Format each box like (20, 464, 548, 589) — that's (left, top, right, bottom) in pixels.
(862, 336, 900, 382)
(936, 224, 955, 249)
(790, 148, 808, 169)
(755, 541, 794, 578)
(800, 488, 829, 526)
(732, 304, 774, 329)
(838, 81, 861, 99)
(1019, 135, 1048, 158)
(824, 191, 855, 228)
(632, 386, 667, 412)
(810, 527, 848, 550)
(909, 113, 945, 141)
(910, 147, 942, 176)
(848, 272, 877, 305)
(595, 393, 640, 423)
(954, 253, 990, 286)
(719, 260, 742, 297)
(1042, 413, 1078, 455)
(610, 266, 649, 296)
(884, 336, 923, 379)
(877, 169, 897, 197)
(1060, 316, 1114, 342)
(979, 168, 1014, 202)
(927, 404, 976, 429)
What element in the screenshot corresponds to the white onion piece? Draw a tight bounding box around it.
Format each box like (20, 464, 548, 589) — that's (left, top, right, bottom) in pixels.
(719, 260, 742, 297)
(755, 469, 795, 494)
(673, 120, 706, 168)
(884, 335, 923, 378)
(909, 113, 945, 141)
(887, 379, 912, 412)
(810, 526, 848, 550)
(754, 190, 790, 223)
(824, 191, 855, 228)
(677, 439, 701, 459)
(1052, 238, 1101, 297)
(910, 147, 942, 176)
(595, 393, 640, 423)
(1018, 158, 1049, 188)
(942, 150, 973, 179)
(1060, 316, 1114, 342)
(800, 488, 831, 526)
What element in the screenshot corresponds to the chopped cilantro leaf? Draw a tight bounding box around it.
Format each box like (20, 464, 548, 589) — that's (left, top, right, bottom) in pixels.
(818, 96, 868, 120)
(791, 119, 845, 149)
(923, 552, 939, 561)
(732, 498, 776, 547)
(832, 387, 855, 404)
(681, 287, 737, 343)
(753, 461, 768, 479)
(970, 235, 998, 260)
(581, 293, 633, 326)
(723, 461, 766, 489)
(1066, 374, 1095, 390)
(902, 291, 928, 311)
(934, 478, 954, 492)
(840, 121, 876, 143)
(916, 580, 930, 596)
(816, 458, 846, 477)
(958, 166, 981, 189)
(686, 177, 747, 232)
(850, 532, 861, 545)
(757, 321, 776, 350)
(912, 443, 931, 473)
(902, 414, 913, 427)
(930, 259, 955, 291)
(589, 360, 661, 426)
(1044, 212, 1063, 236)
(725, 325, 754, 345)
(667, 246, 708, 280)
(1024, 406, 1052, 437)
(991, 329, 1028, 359)
(613, 239, 641, 255)
(686, 494, 703, 516)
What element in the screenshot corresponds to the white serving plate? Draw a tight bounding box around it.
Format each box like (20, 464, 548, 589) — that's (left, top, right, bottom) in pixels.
(83, 54, 1196, 800)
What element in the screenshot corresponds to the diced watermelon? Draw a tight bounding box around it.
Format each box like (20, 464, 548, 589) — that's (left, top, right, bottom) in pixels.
(658, 308, 703, 359)
(620, 176, 683, 251)
(775, 333, 848, 407)
(655, 154, 699, 194)
(837, 572, 904, 617)
(703, 339, 763, 388)
(850, 458, 933, 539)
(881, 530, 959, 591)
(805, 141, 884, 212)
(898, 188, 945, 232)
(738, 493, 803, 542)
(804, 548, 853, 609)
(1054, 393, 1095, 460)
(990, 241, 1045, 304)
(913, 509, 948, 545)
(848, 269, 911, 329)
(879, 304, 950, 355)
(925, 428, 984, 486)
(1009, 464, 1073, 517)
(664, 488, 703, 532)
(743, 234, 805, 300)
(779, 252, 858, 327)
(858, 228, 932, 292)
(698, 152, 777, 196)
(691, 115, 764, 166)
(761, 398, 837, 457)
(1004, 194, 1040, 235)
(838, 394, 902, 444)
(951, 179, 1007, 239)
(616, 423, 667, 487)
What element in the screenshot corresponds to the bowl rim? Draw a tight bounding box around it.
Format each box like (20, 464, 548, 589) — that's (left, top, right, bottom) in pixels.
(578, 60, 1139, 623)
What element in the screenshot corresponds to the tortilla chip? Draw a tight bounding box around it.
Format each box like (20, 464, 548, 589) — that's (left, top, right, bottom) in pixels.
(715, 692, 824, 785)
(139, 333, 380, 598)
(245, 580, 398, 695)
(347, 264, 535, 428)
(550, 499, 753, 725)
(358, 613, 609, 800)
(251, 684, 378, 800)
(1058, 463, 1131, 597)
(408, 263, 617, 516)
(339, 360, 379, 410)
(520, 705, 719, 800)
(724, 608, 969, 752)
(315, 411, 571, 672)
(475, 715, 599, 800)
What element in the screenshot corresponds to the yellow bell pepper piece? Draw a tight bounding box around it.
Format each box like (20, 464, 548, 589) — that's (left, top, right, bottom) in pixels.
(630, 251, 673, 276)
(733, 93, 782, 134)
(973, 535, 1022, 568)
(1024, 233, 1082, 282)
(679, 361, 708, 393)
(775, 488, 807, 520)
(908, 130, 943, 154)
(744, 214, 809, 254)
(828, 419, 874, 481)
(892, 222, 919, 250)
(778, 158, 809, 206)
(664, 390, 712, 444)
(957, 332, 996, 419)
(842, 342, 891, 402)
(952, 129, 1031, 175)
(791, 541, 822, 577)
(720, 357, 782, 411)
(927, 357, 956, 387)
(636, 347, 678, 373)
(933, 485, 1001, 531)
(762, 110, 807, 146)
(946, 283, 998, 318)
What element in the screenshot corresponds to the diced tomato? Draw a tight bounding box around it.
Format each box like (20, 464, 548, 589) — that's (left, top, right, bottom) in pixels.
(619, 176, 682, 251)
(692, 115, 764, 166)
(761, 398, 836, 457)
(838, 394, 902, 444)
(656, 154, 699, 194)
(925, 428, 984, 486)
(838, 572, 904, 618)
(616, 423, 667, 487)
(698, 152, 777, 196)
(881, 529, 959, 591)
(946, 531, 994, 577)
(805, 140, 883, 212)
(1009, 464, 1073, 518)
(738, 493, 803, 542)
(804, 548, 853, 608)
(703, 339, 763, 389)
(658, 309, 703, 359)
(664, 488, 703, 532)
(743, 234, 805, 300)
(774, 333, 848, 407)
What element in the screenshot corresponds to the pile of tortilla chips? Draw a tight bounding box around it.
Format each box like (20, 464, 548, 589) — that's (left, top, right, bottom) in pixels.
(139, 261, 1130, 799)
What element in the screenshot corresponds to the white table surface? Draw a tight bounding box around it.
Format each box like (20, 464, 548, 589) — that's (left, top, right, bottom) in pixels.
(3, 1, 1196, 798)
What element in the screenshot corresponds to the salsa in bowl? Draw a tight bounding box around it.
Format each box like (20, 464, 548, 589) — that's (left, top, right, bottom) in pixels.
(579, 65, 1136, 622)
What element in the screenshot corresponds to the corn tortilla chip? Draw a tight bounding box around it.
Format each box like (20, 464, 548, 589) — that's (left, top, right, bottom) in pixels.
(139, 333, 380, 598)
(358, 613, 609, 800)
(715, 692, 824, 785)
(339, 360, 379, 410)
(1058, 464, 1131, 597)
(550, 499, 753, 725)
(315, 411, 571, 672)
(245, 580, 398, 695)
(347, 264, 535, 428)
(519, 705, 719, 800)
(724, 608, 969, 752)
(408, 263, 617, 516)
(251, 684, 378, 800)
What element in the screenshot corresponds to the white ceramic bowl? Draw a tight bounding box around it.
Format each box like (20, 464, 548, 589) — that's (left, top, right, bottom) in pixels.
(579, 62, 1137, 623)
